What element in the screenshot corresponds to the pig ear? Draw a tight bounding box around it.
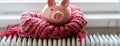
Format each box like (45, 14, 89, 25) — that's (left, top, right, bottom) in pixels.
(48, 0, 56, 7)
(61, 0, 69, 8)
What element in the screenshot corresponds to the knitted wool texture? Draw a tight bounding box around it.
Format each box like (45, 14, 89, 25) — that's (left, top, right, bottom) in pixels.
(0, 5, 87, 39)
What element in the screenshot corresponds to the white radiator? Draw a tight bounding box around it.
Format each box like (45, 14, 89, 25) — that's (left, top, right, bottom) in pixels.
(0, 34, 120, 46)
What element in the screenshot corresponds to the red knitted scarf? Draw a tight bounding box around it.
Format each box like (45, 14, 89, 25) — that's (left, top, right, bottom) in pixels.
(0, 5, 87, 40)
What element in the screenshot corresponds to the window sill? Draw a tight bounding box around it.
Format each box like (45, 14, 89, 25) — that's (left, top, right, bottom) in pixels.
(0, 14, 120, 28)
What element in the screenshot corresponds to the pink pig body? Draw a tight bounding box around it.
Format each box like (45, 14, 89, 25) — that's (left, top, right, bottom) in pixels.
(41, 0, 71, 25)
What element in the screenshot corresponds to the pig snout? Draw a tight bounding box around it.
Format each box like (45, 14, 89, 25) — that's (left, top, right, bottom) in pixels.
(51, 11, 64, 23)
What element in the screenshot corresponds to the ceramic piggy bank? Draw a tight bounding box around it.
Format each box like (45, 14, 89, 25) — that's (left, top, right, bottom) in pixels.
(41, 0, 71, 25)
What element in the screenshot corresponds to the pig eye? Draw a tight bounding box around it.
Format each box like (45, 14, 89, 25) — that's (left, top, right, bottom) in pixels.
(63, 9, 65, 11)
(51, 8, 53, 11)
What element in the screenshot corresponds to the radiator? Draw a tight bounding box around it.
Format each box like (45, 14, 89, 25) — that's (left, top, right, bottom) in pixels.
(0, 34, 120, 46)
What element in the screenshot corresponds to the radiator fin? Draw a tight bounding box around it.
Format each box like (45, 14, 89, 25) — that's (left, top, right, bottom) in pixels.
(0, 34, 120, 46)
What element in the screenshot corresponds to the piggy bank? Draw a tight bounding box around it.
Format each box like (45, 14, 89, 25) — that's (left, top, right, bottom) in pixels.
(41, 0, 71, 25)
